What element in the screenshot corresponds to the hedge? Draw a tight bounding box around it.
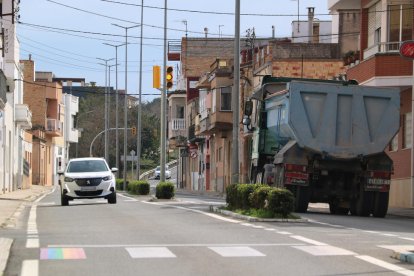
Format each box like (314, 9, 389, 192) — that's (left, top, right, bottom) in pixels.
(116, 179, 128, 190)
(225, 183, 295, 218)
(127, 180, 150, 195)
(156, 181, 175, 199)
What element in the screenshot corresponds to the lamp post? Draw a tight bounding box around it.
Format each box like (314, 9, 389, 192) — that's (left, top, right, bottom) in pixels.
(97, 57, 114, 163)
(160, 0, 167, 182)
(75, 110, 96, 158)
(112, 23, 140, 190)
(103, 43, 125, 177)
(232, 0, 240, 184)
(136, 0, 144, 180)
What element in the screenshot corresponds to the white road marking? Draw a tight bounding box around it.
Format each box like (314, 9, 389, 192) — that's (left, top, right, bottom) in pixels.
(364, 230, 379, 234)
(356, 255, 414, 276)
(277, 231, 292, 235)
(26, 239, 39, 248)
(290, 235, 327, 246)
(21, 260, 38, 276)
(126, 247, 176, 258)
(209, 246, 265, 257)
(264, 228, 276, 231)
(47, 243, 304, 248)
(118, 194, 136, 201)
(382, 233, 397, 237)
(400, 237, 414, 242)
(293, 245, 356, 256)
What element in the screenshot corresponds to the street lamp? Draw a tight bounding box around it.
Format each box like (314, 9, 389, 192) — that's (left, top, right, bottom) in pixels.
(97, 57, 114, 163)
(103, 42, 125, 178)
(112, 23, 140, 190)
(136, 0, 144, 180)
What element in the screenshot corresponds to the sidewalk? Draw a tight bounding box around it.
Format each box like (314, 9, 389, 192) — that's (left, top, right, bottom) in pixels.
(0, 185, 53, 276)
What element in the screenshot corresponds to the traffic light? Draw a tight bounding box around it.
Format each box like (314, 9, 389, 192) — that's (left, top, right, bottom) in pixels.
(131, 127, 137, 135)
(153, 65, 160, 89)
(166, 66, 173, 89)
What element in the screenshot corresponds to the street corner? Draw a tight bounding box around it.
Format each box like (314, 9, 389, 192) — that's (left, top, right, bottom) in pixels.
(392, 250, 414, 264)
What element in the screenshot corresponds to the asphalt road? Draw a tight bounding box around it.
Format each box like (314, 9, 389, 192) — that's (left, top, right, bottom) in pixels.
(2, 182, 414, 276)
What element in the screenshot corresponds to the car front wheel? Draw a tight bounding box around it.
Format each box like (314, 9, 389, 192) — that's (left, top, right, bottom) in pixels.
(61, 194, 69, 206)
(108, 192, 117, 204)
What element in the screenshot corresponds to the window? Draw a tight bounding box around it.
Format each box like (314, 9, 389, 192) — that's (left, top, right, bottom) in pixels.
(176, 106, 184, 119)
(388, 4, 413, 42)
(403, 113, 412, 149)
(368, 2, 382, 47)
(389, 134, 398, 151)
(220, 87, 232, 111)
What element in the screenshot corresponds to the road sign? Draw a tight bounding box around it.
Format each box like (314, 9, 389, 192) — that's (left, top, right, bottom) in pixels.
(121, 155, 139, 162)
(400, 40, 414, 59)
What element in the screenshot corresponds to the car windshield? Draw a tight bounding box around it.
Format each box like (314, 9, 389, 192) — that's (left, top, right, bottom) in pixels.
(155, 166, 168, 171)
(67, 160, 109, 173)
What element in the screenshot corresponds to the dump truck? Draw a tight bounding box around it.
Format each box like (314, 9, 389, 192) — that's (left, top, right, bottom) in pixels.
(242, 76, 400, 217)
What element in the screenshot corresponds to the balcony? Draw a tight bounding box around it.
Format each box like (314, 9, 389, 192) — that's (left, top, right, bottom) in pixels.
(0, 70, 7, 107)
(45, 118, 63, 137)
(169, 118, 186, 139)
(15, 104, 32, 129)
(68, 128, 79, 143)
(168, 40, 181, 61)
(363, 42, 402, 60)
(347, 43, 412, 86)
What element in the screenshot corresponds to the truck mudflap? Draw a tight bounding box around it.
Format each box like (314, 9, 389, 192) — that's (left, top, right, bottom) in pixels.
(364, 171, 391, 192)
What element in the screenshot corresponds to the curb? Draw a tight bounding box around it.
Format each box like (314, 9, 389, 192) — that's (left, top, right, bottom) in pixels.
(391, 250, 414, 264)
(0, 238, 13, 276)
(210, 206, 308, 223)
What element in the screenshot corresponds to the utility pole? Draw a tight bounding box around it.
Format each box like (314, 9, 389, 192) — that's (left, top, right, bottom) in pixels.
(97, 57, 114, 163)
(136, 0, 144, 180)
(160, 0, 167, 182)
(112, 23, 140, 190)
(232, 0, 240, 184)
(103, 42, 125, 176)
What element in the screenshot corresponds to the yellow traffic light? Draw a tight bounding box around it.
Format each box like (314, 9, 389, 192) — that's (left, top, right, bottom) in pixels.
(132, 127, 137, 135)
(166, 66, 173, 89)
(153, 65, 161, 89)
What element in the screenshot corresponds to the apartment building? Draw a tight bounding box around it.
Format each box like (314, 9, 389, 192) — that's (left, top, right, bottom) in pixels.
(21, 59, 64, 186)
(329, 0, 414, 208)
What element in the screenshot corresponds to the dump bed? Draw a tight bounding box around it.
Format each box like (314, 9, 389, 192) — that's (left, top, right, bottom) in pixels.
(288, 81, 400, 159)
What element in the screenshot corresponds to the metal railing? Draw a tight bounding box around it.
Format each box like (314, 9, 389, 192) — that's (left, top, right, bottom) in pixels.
(46, 118, 62, 132)
(363, 41, 402, 59)
(172, 118, 186, 130)
(139, 159, 178, 180)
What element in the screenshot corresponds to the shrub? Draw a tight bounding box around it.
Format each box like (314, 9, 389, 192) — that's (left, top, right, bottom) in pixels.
(225, 184, 239, 208)
(266, 188, 295, 217)
(116, 179, 128, 190)
(249, 185, 272, 209)
(135, 181, 150, 195)
(156, 181, 175, 199)
(237, 184, 259, 209)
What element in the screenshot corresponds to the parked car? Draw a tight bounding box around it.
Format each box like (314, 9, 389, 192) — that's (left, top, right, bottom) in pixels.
(154, 165, 171, 179)
(58, 157, 118, 206)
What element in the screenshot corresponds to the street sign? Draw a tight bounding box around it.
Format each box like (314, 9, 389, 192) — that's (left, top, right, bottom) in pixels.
(121, 155, 139, 162)
(399, 40, 414, 59)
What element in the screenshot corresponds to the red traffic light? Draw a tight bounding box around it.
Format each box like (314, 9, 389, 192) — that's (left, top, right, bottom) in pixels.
(400, 40, 414, 59)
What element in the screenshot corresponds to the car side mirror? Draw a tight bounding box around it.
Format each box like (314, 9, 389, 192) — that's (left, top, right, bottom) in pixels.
(111, 168, 119, 173)
(244, 100, 253, 116)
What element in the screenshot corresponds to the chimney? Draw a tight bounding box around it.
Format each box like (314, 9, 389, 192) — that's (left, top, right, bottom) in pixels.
(204, 27, 208, 39)
(308, 7, 315, 43)
(29, 54, 32, 60)
(272, 25, 275, 38)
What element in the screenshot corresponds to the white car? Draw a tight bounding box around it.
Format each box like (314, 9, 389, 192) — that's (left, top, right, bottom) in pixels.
(154, 165, 171, 179)
(59, 157, 118, 206)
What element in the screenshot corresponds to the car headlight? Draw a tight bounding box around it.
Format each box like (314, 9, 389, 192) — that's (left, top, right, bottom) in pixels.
(103, 175, 113, 181)
(64, 177, 74, 182)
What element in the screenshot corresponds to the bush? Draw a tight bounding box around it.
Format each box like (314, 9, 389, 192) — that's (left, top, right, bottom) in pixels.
(127, 180, 150, 195)
(116, 179, 128, 190)
(226, 184, 239, 208)
(249, 185, 272, 209)
(266, 188, 295, 218)
(237, 184, 262, 209)
(156, 181, 175, 199)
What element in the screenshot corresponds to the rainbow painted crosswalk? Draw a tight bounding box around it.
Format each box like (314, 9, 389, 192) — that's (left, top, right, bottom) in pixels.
(40, 248, 86, 260)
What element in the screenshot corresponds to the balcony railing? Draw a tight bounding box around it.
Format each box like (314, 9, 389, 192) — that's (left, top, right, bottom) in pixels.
(15, 104, 32, 129)
(172, 118, 185, 130)
(364, 42, 402, 59)
(46, 118, 62, 133)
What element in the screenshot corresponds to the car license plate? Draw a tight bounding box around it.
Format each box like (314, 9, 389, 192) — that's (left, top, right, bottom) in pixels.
(80, 186, 97, 191)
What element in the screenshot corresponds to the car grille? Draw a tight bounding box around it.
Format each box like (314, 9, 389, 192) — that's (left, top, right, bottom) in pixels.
(75, 178, 103, 186)
(74, 190, 104, 197)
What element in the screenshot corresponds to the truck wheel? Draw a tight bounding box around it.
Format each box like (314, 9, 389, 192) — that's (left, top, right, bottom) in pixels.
(293, 186, 310, 213)
(329, 201, 349, 215)
(356, 190, 374, 217)
(372, 192, 389, 218)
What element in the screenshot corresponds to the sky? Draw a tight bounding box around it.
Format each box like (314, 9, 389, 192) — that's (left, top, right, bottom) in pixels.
(17, 0, 333, 102)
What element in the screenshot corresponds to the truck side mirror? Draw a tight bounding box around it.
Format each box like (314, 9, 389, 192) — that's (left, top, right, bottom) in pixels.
(244, 100, 253, 116)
